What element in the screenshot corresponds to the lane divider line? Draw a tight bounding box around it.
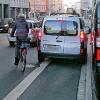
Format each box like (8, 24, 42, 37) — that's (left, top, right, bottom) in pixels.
(3, 60, 50, 100)
(26, 64, 36, 68)
(77, 64, 86, 100)
(77, 35, 93, 100)
(85, 35, 92, 100)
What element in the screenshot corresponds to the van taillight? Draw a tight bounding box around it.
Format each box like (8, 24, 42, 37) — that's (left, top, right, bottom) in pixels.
(96, 49, 100, 61)
(80, 31, 85, 42)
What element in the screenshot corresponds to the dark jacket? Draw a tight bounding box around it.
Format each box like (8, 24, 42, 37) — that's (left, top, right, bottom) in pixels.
(11, 17, 29, 37)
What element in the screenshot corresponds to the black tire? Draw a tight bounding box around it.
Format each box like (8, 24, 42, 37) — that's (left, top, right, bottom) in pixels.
(83, 54, 87, 64)
(38, 50, 45, 63)
(18, 51, 26, 72)
(34, 41, 37, 47)
(9, 41, 15, 47)
(81, 48, 87, 64)
(30, 40, 37, 47)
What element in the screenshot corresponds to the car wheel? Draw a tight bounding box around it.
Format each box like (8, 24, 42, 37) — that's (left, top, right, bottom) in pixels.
(80, 49, 87, 64)
(9, 41, 15, 47)
(34, 41, 37, 47)
(80, 53, 87, 64)
(38, 50, 45, 63)
(83, 55, 87, 64)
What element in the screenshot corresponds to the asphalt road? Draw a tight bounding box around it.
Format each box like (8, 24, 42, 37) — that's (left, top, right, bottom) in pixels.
(18, 59, 81, 100)
(0, 33, 82, 100)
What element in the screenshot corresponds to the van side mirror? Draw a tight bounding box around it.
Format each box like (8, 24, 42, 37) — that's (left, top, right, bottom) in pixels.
(84, 26, 91, 34)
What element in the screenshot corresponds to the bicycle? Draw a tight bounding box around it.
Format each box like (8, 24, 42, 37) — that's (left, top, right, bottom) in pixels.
(18, 39, 30, 72)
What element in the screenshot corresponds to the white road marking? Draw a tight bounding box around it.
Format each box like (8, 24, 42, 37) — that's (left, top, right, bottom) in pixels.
(77, 64, 86, 100)
(26, 64, 36, 68)
(3, 59, 50, 100)
(77, 35, 93, 100)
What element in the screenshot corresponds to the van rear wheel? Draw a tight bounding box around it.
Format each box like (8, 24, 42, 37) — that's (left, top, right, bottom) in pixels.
(38, 50, 45, 63)
(80, 53, 87, 64)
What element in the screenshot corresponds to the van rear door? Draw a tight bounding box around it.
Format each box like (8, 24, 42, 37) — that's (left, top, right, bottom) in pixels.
(41, 20, 64, 54)
(63, 20, 80, 55)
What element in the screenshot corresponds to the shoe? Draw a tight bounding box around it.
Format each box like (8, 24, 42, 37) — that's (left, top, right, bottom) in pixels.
(14, 57, 19, 65)
(14, 62, 18, 65)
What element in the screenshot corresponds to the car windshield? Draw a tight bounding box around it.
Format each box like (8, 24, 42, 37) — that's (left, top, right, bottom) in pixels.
(44, 20, 78, 36)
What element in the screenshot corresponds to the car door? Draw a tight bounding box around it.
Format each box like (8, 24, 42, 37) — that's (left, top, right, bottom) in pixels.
(41, 20, 64, 54)
(63, 20, 80, 55)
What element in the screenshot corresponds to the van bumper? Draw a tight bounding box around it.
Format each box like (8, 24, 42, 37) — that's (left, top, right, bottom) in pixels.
(42, 52, 80, 59)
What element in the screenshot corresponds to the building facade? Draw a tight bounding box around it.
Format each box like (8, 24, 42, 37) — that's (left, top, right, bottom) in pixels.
(29, 0, 62, 17)
(29, 0, 48, 18)
(49, 0, 62, 14)
(0, 0, 10, 18)
(9, 0, 29, 19)
(0, 0, 29, 19)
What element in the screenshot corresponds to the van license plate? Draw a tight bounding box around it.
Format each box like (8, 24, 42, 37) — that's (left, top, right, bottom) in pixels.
(47, 45, 59, 50)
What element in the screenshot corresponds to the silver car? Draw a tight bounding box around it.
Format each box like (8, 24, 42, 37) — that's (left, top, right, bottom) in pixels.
(7, 19, 41, 47)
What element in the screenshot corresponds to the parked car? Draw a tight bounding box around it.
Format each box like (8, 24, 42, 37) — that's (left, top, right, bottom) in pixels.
(0, 18, 13, 33)
(27, 19, 41, 46)
(91, 1, 100, 73)
(37, 15, 90, 64)
(7, 19, 41, 47)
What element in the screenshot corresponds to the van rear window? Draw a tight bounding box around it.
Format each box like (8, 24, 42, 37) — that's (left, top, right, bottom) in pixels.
(44, 20, 78, 36)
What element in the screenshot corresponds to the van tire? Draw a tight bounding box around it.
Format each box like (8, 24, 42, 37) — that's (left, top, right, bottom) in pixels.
(80, 54, 87, 64)
(38, 50, 45, 63)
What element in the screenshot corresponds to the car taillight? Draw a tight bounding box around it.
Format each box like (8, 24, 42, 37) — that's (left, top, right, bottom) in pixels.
(37, 32, 42, 40)
(96, 29, 100, 37)
(91, 32, 94, 43)
(96, 49, 100, 61)
(80, 31, 85, 42)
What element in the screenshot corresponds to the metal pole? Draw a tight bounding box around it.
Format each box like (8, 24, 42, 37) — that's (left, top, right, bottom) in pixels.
(1, 0, 4, 18)
(48, 0, 51, 16)
(2, 4, 4, 18)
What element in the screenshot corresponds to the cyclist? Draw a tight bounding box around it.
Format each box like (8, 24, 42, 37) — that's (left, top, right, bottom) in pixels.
(11, 13, 29, 65)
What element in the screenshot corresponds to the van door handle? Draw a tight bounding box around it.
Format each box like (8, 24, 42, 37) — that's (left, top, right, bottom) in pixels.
(56, 40, 62, 42)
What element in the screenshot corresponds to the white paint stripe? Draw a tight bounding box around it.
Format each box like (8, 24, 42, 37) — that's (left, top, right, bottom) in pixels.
(85, 35, 92, 100)
(77, 35, 93, 100)
(3, 60, 50, 100)
(26, 64, 36, 68)
(77, 64, 86, 100)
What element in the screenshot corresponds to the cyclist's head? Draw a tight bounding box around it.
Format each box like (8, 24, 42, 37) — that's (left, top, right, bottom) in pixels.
(18, 13, 25, 19)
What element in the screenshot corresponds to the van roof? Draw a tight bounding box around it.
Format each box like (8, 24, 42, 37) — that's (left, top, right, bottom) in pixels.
(26, 19, 39, 23)
(43, 15, 83, 22)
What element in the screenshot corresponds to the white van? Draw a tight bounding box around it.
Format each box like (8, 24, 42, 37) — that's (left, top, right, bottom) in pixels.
(37, 15, 90, 64)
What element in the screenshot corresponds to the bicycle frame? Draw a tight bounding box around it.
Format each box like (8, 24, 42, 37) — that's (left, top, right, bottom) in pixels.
(18, 42, 29, 72)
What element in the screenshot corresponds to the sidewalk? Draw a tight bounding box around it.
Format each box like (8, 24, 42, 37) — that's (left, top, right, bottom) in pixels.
(77, 35, 98, 100)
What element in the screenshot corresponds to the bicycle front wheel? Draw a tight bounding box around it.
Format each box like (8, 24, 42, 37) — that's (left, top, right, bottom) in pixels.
(18, 50, 26, 72)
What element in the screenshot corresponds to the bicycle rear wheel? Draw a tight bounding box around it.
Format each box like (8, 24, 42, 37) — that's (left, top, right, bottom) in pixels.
(18, 50, 26, 72)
